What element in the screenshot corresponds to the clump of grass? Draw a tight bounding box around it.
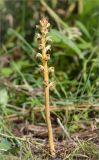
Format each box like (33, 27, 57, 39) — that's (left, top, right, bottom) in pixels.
(37, 17, 55, 156)
(68, 140, 99, 160)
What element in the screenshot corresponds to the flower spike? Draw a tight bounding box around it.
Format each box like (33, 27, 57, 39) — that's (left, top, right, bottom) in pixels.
(37, 17, 55, 156)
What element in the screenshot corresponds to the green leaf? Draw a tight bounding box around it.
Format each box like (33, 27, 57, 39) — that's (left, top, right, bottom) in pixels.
(76, 21, 91, 39)
(8, 28, 35, 54)
(83, 0, 99, 15)
(0, 139, 11, 151)
(1, 67, 13, 76)
(50, 29, 83, 59)
(0, 89, 8, 108)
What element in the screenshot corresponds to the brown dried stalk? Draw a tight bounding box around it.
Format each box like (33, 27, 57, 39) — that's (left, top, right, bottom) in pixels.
(37, 17, 55, 156)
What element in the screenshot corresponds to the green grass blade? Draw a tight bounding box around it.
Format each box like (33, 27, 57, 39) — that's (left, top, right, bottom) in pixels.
(50, 29, 83, 59)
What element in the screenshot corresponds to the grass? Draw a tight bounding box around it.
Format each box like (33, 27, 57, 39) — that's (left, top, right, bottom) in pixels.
(0, 132, 99, 160)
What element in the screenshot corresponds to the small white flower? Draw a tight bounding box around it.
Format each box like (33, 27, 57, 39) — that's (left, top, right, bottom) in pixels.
(38, 65, 44, 72)
(36, 25, 39, 29)
(44, 30, 48, 35)
(46, 23, 50, 28)
(46, 45, 51, 52)
(37, 33, 41, 39)
(95, 118, 99, 123)
(36, 53, 42, 59)
(49, 82, 55, 90)
(49, 67, 54, 73)
(39, 44, 43, 50)
(46, 36, 52, 42)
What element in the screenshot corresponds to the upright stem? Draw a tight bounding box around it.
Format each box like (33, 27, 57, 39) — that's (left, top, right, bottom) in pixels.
(42, 39, 55, 156)
(43, 52, 55, 156)
(38, 18, 55, 156)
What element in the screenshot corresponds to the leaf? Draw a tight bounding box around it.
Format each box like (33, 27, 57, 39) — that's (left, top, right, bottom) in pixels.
(0, 139, 11, 151)
(51, 0, 57, 8)
(1, 67, 13, 76)
(8, 28, 35, 55)
(0, 89, 8, 108)
(83, 0, 99, 15)
(50, 29, 83, 59)
(76, 21, 91, 39)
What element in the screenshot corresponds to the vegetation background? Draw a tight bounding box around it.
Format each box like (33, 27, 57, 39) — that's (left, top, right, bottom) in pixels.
(0, 0, 99, 159)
